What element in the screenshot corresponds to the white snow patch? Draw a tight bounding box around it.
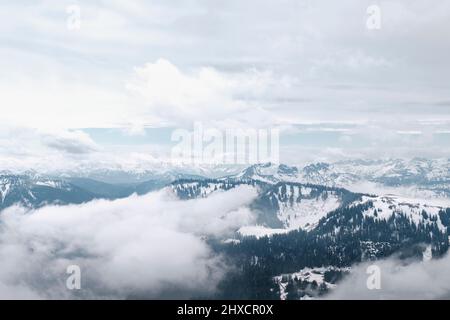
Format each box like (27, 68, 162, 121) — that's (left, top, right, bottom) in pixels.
(238, 226, 288, 239)
(356, 194, 447, 232)
(0, 183, 11, 204)
(277, 193, 341, 231)
(274, 266, 350, 300)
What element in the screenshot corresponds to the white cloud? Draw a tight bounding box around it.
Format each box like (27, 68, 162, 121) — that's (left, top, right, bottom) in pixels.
(0, 76, 137, 129)
(41, 130, 99, 154)
(0, 185, 257, 299)
(125, 59, 281, 127)
(396, 130, 423, 135)
(326, 253, 450, 299)
(1, 0, 450, 160)
(0, 127, 108, 173)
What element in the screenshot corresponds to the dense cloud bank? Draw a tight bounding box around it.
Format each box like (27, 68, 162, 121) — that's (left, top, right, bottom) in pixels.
(327, 253, 450, 299)
(0, 186, 257, 299)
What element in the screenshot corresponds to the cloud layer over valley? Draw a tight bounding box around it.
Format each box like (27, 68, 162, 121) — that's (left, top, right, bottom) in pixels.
(327, 253, 450, 299)
(0, 185, 257, 299)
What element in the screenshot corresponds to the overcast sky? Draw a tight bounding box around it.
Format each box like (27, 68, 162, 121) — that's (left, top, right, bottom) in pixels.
(0, 0, 449, 167)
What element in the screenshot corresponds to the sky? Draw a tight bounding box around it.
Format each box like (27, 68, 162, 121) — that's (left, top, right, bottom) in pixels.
(0, 0, 449, 169)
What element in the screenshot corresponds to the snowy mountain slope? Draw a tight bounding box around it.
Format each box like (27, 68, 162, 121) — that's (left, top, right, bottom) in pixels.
(0, 174, 176, 211)
(171, 176, 450, 241)
(355, 194, 448, 232)
(229, 162, 298, 183)
(274, 266, 350, 300)
(170, 180, 250, 200)
(40, 162, 243, 184)
(237, 226, 289, 238)
(253, 183, 360, 230)
(61, 168, 207, 184)
(275, 188, 341, 230)
(225, 159, 450, 198)
(225, 163, 300, 183)
(0, 174, 97, 210)
(170, 179, 362, 233)
(67, 177, 170, 198)
(300, 158, 450, 191)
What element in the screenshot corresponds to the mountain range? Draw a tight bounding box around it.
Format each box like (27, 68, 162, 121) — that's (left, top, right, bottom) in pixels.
(226, 158, 450, 197)
(2, 159, 449, 232)
(1, 159, 449, 299)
